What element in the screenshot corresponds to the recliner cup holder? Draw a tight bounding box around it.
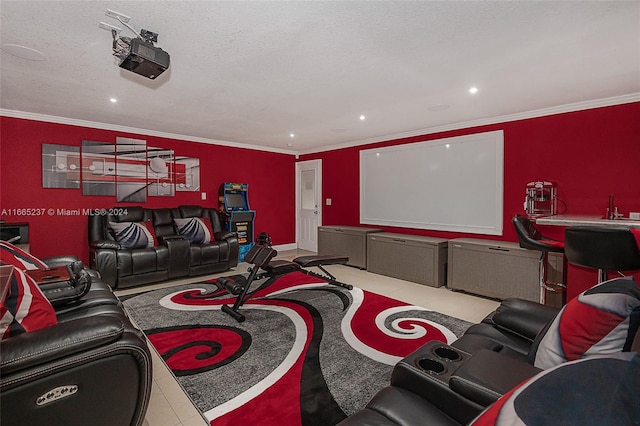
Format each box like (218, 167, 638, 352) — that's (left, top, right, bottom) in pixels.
(434, 347, 462, 362)
(407, 342, 468, 378)
(417, 358, 445, 374)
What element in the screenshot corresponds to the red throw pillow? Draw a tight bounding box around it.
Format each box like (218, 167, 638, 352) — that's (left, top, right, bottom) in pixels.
(0, 268, 57, 339)
(532, 276, 640, 369)
(138, 220, 159, 246)
(0, 241, 48, 270)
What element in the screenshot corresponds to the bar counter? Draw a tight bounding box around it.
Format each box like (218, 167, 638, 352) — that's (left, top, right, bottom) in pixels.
(535, 214, 640, 229)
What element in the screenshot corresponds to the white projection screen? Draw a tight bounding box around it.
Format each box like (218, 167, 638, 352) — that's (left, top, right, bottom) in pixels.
(360, 130, 504, 235)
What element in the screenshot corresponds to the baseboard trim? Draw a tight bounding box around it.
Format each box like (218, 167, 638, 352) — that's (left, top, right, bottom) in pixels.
(273, 243, 299, 252)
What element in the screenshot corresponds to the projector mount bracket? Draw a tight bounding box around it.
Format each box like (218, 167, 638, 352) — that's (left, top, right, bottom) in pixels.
(99, 8, 161, 48)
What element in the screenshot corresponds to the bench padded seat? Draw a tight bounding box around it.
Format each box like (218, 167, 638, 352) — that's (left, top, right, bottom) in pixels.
(293, 255, 349, 268)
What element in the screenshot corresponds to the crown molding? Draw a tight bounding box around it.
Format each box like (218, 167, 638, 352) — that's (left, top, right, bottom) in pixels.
(3, 92, 638, 157)
(0, 109, 297, 156)
(297, 93, 640, 155)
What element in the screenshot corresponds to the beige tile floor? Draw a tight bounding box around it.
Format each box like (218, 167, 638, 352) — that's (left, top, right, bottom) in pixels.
(116, 249, 499, 426)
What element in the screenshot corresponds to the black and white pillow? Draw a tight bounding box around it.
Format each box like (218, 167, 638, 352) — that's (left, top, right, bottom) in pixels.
(109, 221, 158, 249)
(173, 217, 214, 244)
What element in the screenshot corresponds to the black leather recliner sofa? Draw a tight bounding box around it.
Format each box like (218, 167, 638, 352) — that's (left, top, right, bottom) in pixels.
(0, 257, 153, 426)
(338, 300, 555, 425)
(339, 345, 639, 426)
(89, 205, 239, 288)
(338, 287, 640, 426)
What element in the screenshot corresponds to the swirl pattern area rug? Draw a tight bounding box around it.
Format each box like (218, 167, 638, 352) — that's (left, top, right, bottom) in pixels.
(122, 271, 472, 426)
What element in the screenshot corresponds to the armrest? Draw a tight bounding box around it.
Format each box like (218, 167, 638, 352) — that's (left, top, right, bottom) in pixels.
(0, 316, 124, 376)
(448, 349, 542, 406)
(89, 246, 118, 287)
(215, 231, 237, 242)
(41, 255, 81, 268)
(491, 298, 559, 342)
(158, 237, 190, 279)
(390, 342, 484, 425)
(90, 240, 120, 250)
(40, 268, 92, 307)
(159, 235, 187, 242)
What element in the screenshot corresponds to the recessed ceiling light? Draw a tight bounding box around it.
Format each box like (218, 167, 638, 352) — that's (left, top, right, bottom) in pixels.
(469, 87, 478, 94)
(359, 115, 366, 121)
(0, 43, 46, 61)
(110, 98, 118, 103)
(289, 133, 295, 138)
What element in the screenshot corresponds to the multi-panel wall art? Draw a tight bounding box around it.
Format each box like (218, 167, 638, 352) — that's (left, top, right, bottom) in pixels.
(175, 156, 200, 192)
(115, 137, 147, 202)
(42, 144, 81, 189)
(41, 138, 200, 200)
(81, 140, 116, 196)
(147, 146, 175, 197)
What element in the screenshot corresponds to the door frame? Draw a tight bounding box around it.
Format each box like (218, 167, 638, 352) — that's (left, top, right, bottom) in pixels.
(295, 159, 322, 251)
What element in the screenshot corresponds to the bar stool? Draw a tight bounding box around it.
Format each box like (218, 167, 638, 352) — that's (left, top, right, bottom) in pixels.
(564, 226, 640, 284)
(513, 215, 567, 305)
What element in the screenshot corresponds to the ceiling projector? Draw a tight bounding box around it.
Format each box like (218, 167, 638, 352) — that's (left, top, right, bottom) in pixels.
(118, 37, 170, 80)
(103, 10, 171, 80)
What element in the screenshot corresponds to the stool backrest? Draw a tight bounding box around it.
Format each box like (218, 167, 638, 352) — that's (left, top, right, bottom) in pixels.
(513, 215, 564, 253)
(564, 226, 640, 271)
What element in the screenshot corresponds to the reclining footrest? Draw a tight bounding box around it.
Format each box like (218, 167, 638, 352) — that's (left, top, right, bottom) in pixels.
(217, 275, 248, 295)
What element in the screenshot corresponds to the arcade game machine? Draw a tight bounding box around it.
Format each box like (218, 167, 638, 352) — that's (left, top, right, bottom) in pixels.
(218, 183, 256, 261)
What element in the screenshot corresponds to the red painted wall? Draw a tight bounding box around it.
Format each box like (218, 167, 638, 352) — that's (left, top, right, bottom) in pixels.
(300, 102, 640, 299)
(0, 117, 296, 263)
(2, 103, 639, 299)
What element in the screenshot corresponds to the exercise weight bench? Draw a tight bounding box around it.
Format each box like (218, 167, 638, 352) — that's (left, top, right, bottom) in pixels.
(217, 244, 278, 322)
(216, 247, 352, 322)
(263, 255, 352, 290)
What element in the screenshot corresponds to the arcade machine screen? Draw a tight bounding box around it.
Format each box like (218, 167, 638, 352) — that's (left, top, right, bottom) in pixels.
(226, 193, 245, 210)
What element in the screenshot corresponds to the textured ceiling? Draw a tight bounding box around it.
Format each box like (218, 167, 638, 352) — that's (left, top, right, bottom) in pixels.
(1, 1, 639, 154)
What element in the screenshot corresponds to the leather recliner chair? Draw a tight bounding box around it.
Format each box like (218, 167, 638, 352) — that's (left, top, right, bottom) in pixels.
(89, 206, 170, 288)
(172, 205, 239, 277)
(449, 297, 559, 361)
(1, 306, 153, 426)
(0, 259, 153, 426)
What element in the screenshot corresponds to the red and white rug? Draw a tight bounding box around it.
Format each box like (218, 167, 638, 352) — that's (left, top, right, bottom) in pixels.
(122, 271, 471, 425)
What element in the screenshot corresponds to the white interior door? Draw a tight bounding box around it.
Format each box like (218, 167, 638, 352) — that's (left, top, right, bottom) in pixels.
(296, 159, 322, 252)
